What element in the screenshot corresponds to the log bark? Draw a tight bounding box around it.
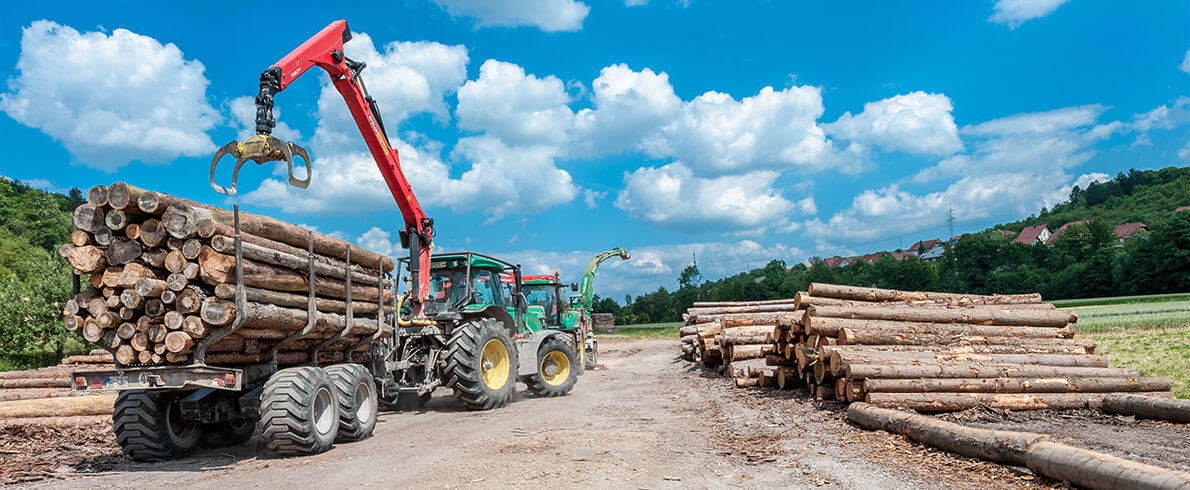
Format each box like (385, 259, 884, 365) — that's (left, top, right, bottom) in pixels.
(70, 229, 93, 247)
(213, 284, 389, 315)
(198, 248, 391, 303)
(687, 312, 801, 328)
(693, 299, 799, 307)
(809, 317, 1074, 338)
(210, 235, 386, 287)
(809, 283, 1042, 304)
(809, 305, 1074, 328)
(862, 377, 1172, 395)
(1024, 440, 1190, 490)
(200, 298, 386, 339)
(838, 328, 1077, 346)
(727, 344, 774, 361)
(163, 201, 394, 272)
(124, 223, 140, 240)
(106, 237, 144, 266)
(164, 331, 194, 353)
(135, 278, 168, 298)
(830, 351, 1108, 376)
(176, 285, 206, 314)
(686, 303, 799, 316)
(847, 402, 1046, 465)
(846, 362, 1138, 380)
(1101, 394, 1190, 423)
(822, 342, 1093, 355)
(0, 394, 117, 418)
(0, 377, 72, 389)
(865, 392, 1173, 412)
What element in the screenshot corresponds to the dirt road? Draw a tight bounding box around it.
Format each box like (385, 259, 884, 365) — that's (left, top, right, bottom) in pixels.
(18, 337, 1060, 488)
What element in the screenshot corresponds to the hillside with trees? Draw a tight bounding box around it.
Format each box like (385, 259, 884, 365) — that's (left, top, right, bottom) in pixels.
(0, 177, 85, 362)
(598, 165, 1190, 325)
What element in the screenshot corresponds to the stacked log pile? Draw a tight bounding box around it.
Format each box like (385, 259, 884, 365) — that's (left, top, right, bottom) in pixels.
(678, 284, 1176, 411)
(57, 183, 395, 367)
(592, 313, 617, 332)
(0, 350, 113, 402)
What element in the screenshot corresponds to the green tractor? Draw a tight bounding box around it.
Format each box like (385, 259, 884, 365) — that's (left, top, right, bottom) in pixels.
(519, 248, 630, 370)
(381, 252, 581, 410)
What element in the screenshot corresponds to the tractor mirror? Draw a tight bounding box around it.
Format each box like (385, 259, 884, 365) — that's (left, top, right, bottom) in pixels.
(570, 282, 579, 291)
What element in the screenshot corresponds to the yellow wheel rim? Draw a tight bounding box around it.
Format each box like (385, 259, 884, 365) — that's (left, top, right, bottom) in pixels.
(540, 350, 571, 387)
(480, 339, 510, 390)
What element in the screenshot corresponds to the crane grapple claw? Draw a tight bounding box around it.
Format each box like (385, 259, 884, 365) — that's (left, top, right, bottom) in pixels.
(209, 134, 312, 196)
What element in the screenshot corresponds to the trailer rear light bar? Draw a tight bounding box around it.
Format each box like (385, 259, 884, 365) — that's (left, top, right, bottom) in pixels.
(72, 366, 244, 392)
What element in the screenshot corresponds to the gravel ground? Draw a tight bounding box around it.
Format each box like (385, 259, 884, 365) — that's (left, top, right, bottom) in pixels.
(5, 337, 1183, 488)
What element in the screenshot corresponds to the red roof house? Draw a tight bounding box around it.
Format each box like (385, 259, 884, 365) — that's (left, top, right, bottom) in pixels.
(908, 239, 942, 253)
(1113, 222, 1150, 244)
(889, 251, 917, 261)
(1013, 224, 1051, 245)
(1046, 220, 1091, 244)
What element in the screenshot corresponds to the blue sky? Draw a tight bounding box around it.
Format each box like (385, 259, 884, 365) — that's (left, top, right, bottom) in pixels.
(0, 0, 1187, 299)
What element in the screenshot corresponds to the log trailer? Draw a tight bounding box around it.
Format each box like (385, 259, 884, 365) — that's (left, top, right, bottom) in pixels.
(70, 20, 578, 460)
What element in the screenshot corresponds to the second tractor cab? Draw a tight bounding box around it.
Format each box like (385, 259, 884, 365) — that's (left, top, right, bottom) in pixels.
(388, 253, 580, 404)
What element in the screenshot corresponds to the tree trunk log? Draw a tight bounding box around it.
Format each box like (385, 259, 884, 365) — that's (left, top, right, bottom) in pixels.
(812, 317, 1073, 339)
(163, 201, 394, 272)
(139, 219, 167, 248)
(864, 392, 1173, 411)
(728, 344, 774, 361)
(831, 351, 1108, 376)
(810, 305, 1074, 328)
(86, 185, 108, 206)
(62, 245, 107, 273)
(200, 298, 386, 339)
(687, 312, 800, 328)
(809, 283, 1043, 304)
(213, 284, 388, 315)
(693, 299, 798, 307)
(0, 395, 116, 418)
(1024, 440, 1190, 490)
(198, 248, 391, 303)
(846, 362, 1137, 380)
(686, 303, 799, 316)
(862, 377, 1172, 394)
(210, 235, 386, 287)
(847, 402, 1046, 465)
(107, 182, 149, 210)
(822, 342, 1093, 355)
(838, 328, 1079, 346)
(1101, 394, 1190, 423)
(73, 204, 105, 232)
(0, 377, 72, 389)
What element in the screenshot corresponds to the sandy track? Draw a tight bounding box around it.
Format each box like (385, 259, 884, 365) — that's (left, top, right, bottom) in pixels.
(13, 337, 1098, 488)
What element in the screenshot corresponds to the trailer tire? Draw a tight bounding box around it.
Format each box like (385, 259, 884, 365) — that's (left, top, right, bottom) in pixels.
(258, 367, 339, 455)
(325, 364, 377, 442)
(443, 317, 517, 410)
(585, 339, 599, 370)
(525, 335, 578, 397)
(113, 390, 202, 461)
(201, 417, 255, 447)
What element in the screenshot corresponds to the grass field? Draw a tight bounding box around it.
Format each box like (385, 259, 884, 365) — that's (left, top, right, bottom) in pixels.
(1049, 292, 1190, 308)
(0, 338, 92, 372)
(605, 322, 682, 338)
(1064, 300, 1190, 399)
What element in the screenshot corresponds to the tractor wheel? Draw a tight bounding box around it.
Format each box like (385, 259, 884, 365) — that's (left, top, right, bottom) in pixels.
(325, 364, 378, 442)
(201, 416, 255, 447)
(525, 336, 578, 397)
(575, 336, 586, 376)
(443, 317, 518, 410)
(258, 366, 339, 455)
(113, 390, 203, 461)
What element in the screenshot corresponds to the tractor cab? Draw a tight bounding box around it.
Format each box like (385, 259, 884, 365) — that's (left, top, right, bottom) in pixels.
(416, 253, 544, 335)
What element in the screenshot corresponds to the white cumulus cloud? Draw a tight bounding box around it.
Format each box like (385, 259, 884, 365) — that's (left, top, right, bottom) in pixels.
(825, 91, 962, 156)
(430, 0, 590, 32)
(1181, 48, 1190, 75)
(0, 20, 218, 171)
(989, 0, 1069, 28)
(615, 162, 796, 233)
(456, 59, 574, 147)
(640, 85, 841, 175)
(570, 64, 682, 157)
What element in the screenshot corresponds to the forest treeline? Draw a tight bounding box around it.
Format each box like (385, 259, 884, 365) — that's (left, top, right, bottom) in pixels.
(596, 165, 1190, 325)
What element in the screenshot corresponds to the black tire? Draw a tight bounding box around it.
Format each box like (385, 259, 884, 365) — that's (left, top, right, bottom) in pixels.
(575, 335, 586, 376)
(324, 364, 377, 442)
(258, 367, 339, 455)
(201, 416, 255, 447)
(113, 390, 203, 461)
(443, 317, 518, 410)
(525, 335, 578, 397)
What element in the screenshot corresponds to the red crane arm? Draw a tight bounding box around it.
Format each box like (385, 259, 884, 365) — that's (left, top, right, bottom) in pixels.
(256, 20, 434, 312)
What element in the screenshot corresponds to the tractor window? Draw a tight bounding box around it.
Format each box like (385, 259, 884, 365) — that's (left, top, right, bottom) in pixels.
(524, 285, 559, 316)
(471, 269, 505, 306)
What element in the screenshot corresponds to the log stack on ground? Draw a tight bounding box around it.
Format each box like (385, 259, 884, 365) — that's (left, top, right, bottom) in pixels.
(592, 313, 616, 333)
(677, 283, 1176, 411)
(57, 183, 395, 368)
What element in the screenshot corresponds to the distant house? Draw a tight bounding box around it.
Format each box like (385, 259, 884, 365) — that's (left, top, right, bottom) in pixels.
(920, 245, 946, 262)
(855, 252, 888, 264)
(908, 239, 942, 254)
(1013, 224, 1051, 245)
(994, 229, 1017, 240)
(1045, 220, 1091, 244)
(822, 256, 849, 268)
(889, 251, 916, 261)
(1176, 205, 1190, 213)
(1113, 222, 1150, 245)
